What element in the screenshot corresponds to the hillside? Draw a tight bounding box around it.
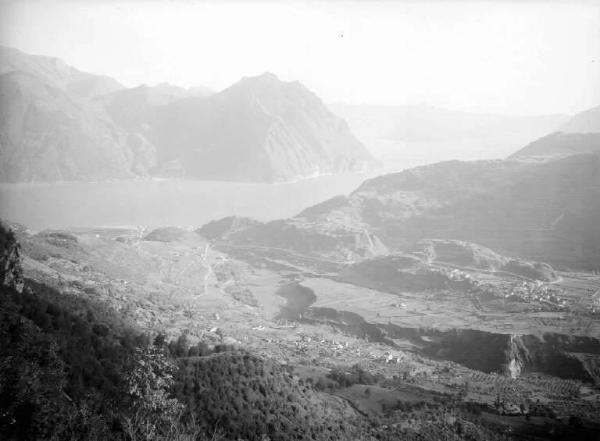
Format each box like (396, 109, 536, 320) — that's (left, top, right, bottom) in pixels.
(511, 105, 600, 161)
(0, 222, 358, 441)
(176, 352, 359, 440)
(224, 153, 600, 269)
(0, 70, 149, 181)
(6, 205, 600, 441)
(0, 46, 159, 181)
(561, 105, 600, 134)
(509, 133, 600, 161)
(3, 221, 521, 441)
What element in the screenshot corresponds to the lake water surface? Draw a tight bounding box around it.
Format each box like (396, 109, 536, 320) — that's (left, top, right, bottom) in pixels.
(0, 172, 375, 231)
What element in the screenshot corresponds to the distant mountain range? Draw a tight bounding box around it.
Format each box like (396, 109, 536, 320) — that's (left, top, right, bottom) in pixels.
(3, 45, 599, 270)
(330, 103, 569, 170)
(0, 46, 377, 182)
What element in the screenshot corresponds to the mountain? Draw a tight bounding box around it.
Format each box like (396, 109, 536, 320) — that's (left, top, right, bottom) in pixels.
(510, 105, 600, 161)
(330, 103, 568, 171)
(0, 46, 161, 181)
(0, 46, 123, 99)
(222, 152, 600, 269)
(149, 73, 378, 181)
(0, 70, 153, 181)
(98, 82, 214, 130)
(0, 46, 376, 183)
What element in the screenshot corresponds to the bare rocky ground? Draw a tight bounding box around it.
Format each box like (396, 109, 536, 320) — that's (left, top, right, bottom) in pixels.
(10, 221, 600, 440)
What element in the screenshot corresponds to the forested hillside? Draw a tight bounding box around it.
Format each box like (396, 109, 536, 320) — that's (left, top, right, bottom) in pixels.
(2, 221, 533, 441)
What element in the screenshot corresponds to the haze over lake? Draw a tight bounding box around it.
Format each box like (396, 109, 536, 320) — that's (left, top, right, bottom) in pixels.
(0, 172, 374, 230)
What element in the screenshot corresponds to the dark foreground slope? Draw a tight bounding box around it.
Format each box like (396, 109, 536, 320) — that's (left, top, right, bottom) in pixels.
(1, 222, 513, 441)
(176, 352, 358, 441)
(0, 222, 362, 441)
(9, 219, 600, 441)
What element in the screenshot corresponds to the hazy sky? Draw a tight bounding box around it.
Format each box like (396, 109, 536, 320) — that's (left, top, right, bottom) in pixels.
(1, 0, 599, 115)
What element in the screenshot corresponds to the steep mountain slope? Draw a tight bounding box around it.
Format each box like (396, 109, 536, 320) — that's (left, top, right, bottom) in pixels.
(225, 153, 600, 268)
(150, 73, 378, 181)
(0, 47, 375, 183)
(0, 46, 163, 181)
(0, 71, 152, 181)
(510, 105, 600, 161)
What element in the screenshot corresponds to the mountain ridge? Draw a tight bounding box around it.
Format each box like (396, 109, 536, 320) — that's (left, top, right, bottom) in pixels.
(148, 72, 378, 181)
(0, 45, 124, 99)
(0, 47, 377, 183)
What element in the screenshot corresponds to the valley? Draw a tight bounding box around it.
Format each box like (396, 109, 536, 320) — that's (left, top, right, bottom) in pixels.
(8, 213, 600, 440)
(4, 126, 598, 439)
(1, 14, 600, 439)
(2, 125, 599, 439)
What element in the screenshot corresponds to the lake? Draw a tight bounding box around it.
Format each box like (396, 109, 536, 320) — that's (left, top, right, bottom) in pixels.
(0, 172, 376, 231)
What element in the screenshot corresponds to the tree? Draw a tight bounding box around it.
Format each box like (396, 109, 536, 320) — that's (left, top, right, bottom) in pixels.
(123, 346, 184, 441)
(153, 333, 166, 348)
(0, 307, 68, 440)
(168, 334, 189, 358)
